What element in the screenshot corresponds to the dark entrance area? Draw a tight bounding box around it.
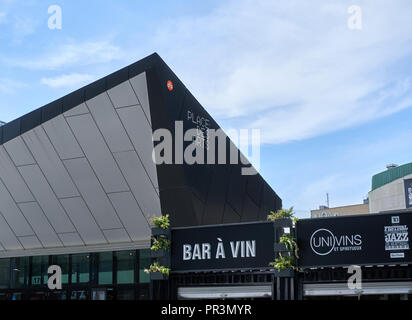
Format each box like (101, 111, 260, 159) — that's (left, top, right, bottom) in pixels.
(302, 265, 412, 300)
(173, 271, 296, 300)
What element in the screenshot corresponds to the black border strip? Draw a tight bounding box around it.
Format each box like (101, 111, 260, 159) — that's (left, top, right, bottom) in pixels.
(0, 53, 161, 145)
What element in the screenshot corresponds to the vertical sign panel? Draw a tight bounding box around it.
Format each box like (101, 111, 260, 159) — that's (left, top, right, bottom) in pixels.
(404, 179, 412, 209)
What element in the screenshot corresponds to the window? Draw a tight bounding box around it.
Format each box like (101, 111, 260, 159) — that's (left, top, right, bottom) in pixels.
(117, 288, 135, 300)
(31, 256, 48, 286)
(12, 257, 29, 288)
(10, 257, 29, 288)
(0, 259, 10, 289)
(51, 255, 69, 284)
(71, 253, 90, 284)
(48, 290, 68, 300)
(139, 249, 151, 284)
(11, 292, 22, 300)
(11, 257, 29, 288)
(70, 289, 89, 300)
(116, 250, 136, 284)
(0, 250, 155, 300)
(98, 252, 113, 285)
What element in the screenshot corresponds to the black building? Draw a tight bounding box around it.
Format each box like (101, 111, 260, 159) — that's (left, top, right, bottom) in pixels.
(0, 53, 281, 300)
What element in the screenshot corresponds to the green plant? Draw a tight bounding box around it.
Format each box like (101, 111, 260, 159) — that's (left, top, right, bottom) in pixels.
(151, 236, 171, 251)
(144, 261, 170, 275)
(280, 233, 299, 258)
(267, 207, 295, 221)
(267, 206, 301, 271)
(151, 214, 170, 229)
(269, 253, 298, 271)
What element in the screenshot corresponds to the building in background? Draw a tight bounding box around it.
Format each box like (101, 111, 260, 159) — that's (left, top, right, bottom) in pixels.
(312, 162, 412, 218)
(369, 163, 412, 213)
(311, 202, 369, 218)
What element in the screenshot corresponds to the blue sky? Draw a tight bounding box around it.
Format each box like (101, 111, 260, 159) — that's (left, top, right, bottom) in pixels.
(1, 0, 412, 218)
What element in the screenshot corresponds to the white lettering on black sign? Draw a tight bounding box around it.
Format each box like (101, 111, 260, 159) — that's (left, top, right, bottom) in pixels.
(384, 225, 409, 251)
(183, 239, 256, 261)
(187, 110, 211, 150)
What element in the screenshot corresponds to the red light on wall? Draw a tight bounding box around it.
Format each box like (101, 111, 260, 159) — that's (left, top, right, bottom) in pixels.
(167, 80, 174, 91)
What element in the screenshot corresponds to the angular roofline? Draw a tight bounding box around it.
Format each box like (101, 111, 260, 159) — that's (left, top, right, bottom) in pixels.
(0, 52, 168, 145)
(371, 162, 412, 191)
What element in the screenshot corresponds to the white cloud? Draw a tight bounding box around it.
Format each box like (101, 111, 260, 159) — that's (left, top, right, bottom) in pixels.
(0, 12, 6, 23)
(12, 15, 38, 38)
(0, 7, 39, 38)
(0, 78, 24, 94)
(151, 0, 412, 144)
(9, 40, 122, 70)
(281, 128, 412, 216)
(41, 73, 95, 88)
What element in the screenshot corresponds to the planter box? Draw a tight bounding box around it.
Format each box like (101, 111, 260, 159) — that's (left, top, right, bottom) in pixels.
(150, 272, 169, 281)
(157, 256, 171, 267)
(272, 218, 293, 228)
(273, 243, 288, 253)
(273, 268, 294, 278)
(151, 249, 170, 258)
(152, 227, 171, 237)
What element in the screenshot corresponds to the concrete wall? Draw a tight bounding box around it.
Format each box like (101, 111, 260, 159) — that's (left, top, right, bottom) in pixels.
(368, 173, 412, 213)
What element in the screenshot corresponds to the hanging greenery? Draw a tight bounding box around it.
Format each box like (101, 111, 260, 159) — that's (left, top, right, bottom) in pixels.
(269, 253, 298, 271)
(144, 261, 170, 275)
(151, 214, 170, 229)
(145, 214, 171, 278)
(151, 236, 171, 251)
(267, 207, 299, 223)
(280, 233, 299, 258)
(267, 207, 301, 272)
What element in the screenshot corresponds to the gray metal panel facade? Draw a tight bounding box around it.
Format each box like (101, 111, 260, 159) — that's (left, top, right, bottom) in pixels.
(0, 71, 160, 258)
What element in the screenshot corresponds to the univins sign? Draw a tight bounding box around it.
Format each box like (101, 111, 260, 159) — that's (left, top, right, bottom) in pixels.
(297, 211, 412, 268)
(310, 229, 362, 256)
(171, 222, 275, 272)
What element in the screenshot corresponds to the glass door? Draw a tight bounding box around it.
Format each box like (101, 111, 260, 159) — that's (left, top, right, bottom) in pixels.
(28, 291, 46, 300)
(91, 288, 106, 300)
(91, 287, 115, 300)
(11, 292, 22, 300)
(70, 289, 89, 300)
(48, 290, 68, 300)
